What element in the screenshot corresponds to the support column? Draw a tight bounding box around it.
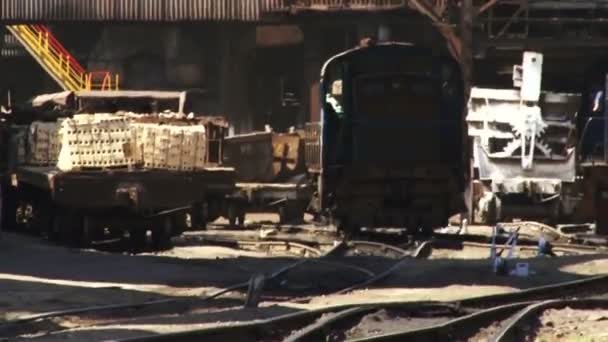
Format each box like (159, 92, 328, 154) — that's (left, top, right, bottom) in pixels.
(219, 25, 255, 134)
(460, 0, 473, 92)
(460, 0, 474, 221)
(302, 25, 323, 123)
(218, 27, 233, 125)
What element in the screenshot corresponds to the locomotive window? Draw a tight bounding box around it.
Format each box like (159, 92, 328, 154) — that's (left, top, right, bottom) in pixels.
(326, 80, 344, 116)
(323, 62, 345, 119)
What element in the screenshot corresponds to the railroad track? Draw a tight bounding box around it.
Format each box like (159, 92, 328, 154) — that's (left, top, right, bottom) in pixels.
(0, 240, 427, 340)
(4, 222, 608, 341)
(5, 269, 607, 341)
(9, 217, 607, 258)
(112, 274, 608, 342)
(178, 223, 608, 260)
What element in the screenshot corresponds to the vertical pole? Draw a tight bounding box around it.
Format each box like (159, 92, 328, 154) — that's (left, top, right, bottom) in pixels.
(604, 73, 608, 162)
(461, 0, 474, 221)
(219, 27, 233, 130)
(37, 30, 43, 54)
(460, 0, 473, 92)
(303, 24, 322, 123)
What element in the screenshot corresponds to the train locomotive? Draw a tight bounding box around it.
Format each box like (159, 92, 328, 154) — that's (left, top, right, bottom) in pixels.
(306, 41, 467, 234)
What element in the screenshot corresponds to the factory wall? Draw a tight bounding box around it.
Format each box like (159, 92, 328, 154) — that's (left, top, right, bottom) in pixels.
(0, 15, 447, 133)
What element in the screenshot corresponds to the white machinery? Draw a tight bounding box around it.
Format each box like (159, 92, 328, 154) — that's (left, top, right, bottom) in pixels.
(467, 52, 581, 224)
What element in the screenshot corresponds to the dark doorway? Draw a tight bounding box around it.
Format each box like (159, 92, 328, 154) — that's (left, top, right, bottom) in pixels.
(250, 46, 305, 133)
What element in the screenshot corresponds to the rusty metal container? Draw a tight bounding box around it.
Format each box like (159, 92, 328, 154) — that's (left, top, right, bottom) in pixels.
(223, 131, 304, 183)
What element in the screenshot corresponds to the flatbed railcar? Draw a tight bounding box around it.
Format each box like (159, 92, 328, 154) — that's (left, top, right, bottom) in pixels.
(7, 165, 235, 248)
(0, 90, 237, 249)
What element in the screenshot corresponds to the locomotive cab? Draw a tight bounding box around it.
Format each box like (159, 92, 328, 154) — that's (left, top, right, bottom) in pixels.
(316, 42, 466, 234)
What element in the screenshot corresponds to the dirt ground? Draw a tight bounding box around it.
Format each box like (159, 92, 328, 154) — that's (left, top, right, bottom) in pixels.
(2, 214, 608, 340)
(342, 308, 455, 340)
(533, 308, 608, 342)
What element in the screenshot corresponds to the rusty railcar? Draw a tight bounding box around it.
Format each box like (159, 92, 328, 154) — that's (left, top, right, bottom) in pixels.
(222, 130, 312, 225)
(308, 41, 466, 234)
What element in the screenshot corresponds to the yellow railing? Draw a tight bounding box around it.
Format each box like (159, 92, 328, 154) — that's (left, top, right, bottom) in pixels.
(6, 24, 120, 92)
(85, 72, 121, 91)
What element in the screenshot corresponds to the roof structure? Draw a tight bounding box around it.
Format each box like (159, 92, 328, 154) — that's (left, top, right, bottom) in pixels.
(0, 0, 412, 23)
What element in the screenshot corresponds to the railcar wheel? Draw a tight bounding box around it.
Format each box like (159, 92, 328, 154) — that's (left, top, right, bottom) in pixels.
(76, 215, 93, 248)
(35, 202, 55, 240)
(278, 205, 288, 224)
(206, 198, 221, 223)
(228, 208, 236, 227)
(293, 202, 306, 224)
(0, 184, 17, 232)
(56, 212, 71, 244)
(44, 211, 61, 242)
(129, 228, 148, 251)
(417, 225, 434, 238)
(237, 210, 246, 227)
(172, 212, 189, 236)
(57, 211, 87, 248)
(228, 202, 240, 227)
(279, 202, 303, 224)
(190, 202, 205, 230)
(336, 217, 360, 240)
(152, 216, 173, 250)
(63, 214, 93, 248)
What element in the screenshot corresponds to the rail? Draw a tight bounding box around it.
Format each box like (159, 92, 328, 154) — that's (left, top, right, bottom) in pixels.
(6, 24, 120, 91)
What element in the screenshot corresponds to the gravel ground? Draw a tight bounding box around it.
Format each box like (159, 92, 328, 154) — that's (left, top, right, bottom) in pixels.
(2, 214, 608, 341)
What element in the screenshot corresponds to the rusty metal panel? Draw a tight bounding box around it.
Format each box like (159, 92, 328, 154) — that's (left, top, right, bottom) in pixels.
(224, 131, 304, 182)
(224, 132, 274, 183)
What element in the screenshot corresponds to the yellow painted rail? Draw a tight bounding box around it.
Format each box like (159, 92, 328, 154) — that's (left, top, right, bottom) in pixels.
(6, 24, 120, 91)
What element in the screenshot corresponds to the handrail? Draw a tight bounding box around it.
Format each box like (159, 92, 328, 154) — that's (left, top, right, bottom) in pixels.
(578, 116, 608, 162)
(7, 24, 120, 91)
(32, 24, 86, 75)
(11, 24, 85, 90)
